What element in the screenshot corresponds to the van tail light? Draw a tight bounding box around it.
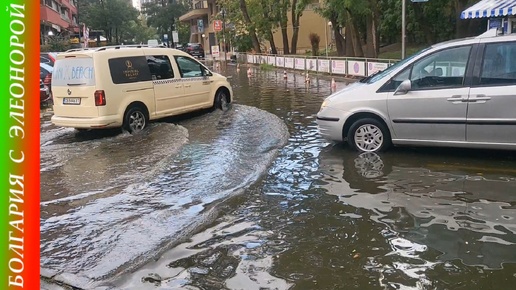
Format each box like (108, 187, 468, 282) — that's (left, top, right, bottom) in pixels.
(44, 73, 52, 86)
(94, 90, 106, 106)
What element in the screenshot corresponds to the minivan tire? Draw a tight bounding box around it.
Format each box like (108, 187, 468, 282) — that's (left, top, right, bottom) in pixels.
(123, 106, 148, 133)
(214, 90, 229, 111)
(347, 118, 391, 152)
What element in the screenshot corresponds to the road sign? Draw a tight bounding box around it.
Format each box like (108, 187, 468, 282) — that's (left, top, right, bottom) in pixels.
(211, 45, 220, 58)
(213, 20, 222, 31)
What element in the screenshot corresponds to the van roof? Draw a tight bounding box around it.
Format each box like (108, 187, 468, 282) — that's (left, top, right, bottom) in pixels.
(59, 44, 191, 58)
(431, 31, 516, 50)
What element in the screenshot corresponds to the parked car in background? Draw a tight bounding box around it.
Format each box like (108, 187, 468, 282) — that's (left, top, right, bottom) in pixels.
(40, 52, 58, 66)
(40, 79, 51, 105)
(40, 62, 53, 93)
(316, 31, 516, 152)
(175, 44, 185, 51)
(184, 43, 205, 59)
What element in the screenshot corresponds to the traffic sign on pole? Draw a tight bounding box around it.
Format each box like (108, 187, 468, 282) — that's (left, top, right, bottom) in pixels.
(214, 20, 222, 31)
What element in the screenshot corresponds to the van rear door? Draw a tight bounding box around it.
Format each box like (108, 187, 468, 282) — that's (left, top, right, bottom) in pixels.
(52, 55, 98, 118)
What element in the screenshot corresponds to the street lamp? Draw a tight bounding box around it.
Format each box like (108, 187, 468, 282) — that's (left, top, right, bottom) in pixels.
(48, 30, 54, 36)
(221, 8, 227, 66)
(325, 21, 332, 57)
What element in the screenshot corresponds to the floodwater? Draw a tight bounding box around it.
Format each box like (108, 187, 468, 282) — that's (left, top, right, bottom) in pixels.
(41, 66, 516, 289)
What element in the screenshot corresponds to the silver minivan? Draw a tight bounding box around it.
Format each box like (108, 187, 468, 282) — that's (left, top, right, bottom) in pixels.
(317, 31, 516, 152)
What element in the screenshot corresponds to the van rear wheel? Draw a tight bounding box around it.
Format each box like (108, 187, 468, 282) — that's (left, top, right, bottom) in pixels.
(123, 106, 147, 133)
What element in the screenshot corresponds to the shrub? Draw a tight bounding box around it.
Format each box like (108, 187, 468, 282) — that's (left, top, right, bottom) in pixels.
(309, 33, 320, 56)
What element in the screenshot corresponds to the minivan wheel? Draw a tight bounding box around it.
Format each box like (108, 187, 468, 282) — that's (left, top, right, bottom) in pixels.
(123, 106, 147, 133)
(214, 90, 230, 111)
(347, 118, 391, 152)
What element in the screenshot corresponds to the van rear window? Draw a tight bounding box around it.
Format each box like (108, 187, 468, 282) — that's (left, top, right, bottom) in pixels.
(109, 56, 152, 84)
(53, 57, 95, 86)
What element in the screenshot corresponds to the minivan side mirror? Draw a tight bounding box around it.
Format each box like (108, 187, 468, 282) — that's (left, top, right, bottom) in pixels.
(394, 79, 412, 95)
(203, 67, 213, 77)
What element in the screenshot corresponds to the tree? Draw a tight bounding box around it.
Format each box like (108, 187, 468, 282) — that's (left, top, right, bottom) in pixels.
(79, 0, 139, 44)
(142, 0, 188, 45)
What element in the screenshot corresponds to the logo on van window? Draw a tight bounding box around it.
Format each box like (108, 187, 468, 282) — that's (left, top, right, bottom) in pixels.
(123, 59, 139, 79)
(109, 56, 152, 84)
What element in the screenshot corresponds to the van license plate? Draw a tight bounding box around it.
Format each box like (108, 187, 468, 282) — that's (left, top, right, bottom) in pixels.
(63, 97, 81, 105)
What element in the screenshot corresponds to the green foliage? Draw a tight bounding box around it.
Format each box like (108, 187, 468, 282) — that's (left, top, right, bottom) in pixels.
(142, 0, 188, 37)
(79, 0, 140, 43)
(41, 36, 71, 52)
(259, 63, 274, 70)
(234, 34, 254, 52)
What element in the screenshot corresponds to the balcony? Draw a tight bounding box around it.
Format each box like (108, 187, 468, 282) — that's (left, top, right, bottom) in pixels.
(41, 5, 73, 31)
(179, 8, 208, 22)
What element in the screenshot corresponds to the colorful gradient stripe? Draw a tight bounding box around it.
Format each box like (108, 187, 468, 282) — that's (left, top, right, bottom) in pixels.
(1, 0, 40, 289)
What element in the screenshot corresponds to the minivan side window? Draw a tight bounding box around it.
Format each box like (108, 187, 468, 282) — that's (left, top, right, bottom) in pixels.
(480, 42, 516, 86)
(146, 55, 174, 80)
(174, 56, 204, 78)
(410, 46, 471, 90)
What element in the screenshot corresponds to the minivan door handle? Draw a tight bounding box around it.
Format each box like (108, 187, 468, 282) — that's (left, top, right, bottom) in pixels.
(184, 84, 192, 88)
(447, 95, 467, 104)
(469, 94, 491, 103)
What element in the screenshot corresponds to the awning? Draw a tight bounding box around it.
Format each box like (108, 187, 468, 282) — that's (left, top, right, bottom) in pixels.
(461, 0, 516, 19)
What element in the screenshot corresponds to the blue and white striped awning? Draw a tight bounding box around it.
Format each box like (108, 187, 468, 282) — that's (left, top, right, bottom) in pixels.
(461, 0, 516, 19)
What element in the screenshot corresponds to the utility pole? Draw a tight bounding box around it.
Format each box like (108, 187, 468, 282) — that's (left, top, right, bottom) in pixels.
(221, 8, 227, 67)
(402, 0, 406, 59)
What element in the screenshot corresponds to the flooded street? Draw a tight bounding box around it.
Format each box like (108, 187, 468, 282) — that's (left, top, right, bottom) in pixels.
(41, 66, 516, 289)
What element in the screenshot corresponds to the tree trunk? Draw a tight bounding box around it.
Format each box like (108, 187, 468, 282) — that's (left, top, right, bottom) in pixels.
(281, 22, 289, 54)
(239, 0, 261, 53)
(291, 0, 300, 54)
(268, 31, 278, 54)
(455, 0, 469, 38)
(345, 23, 353, 57)
(347, 12, 364, 57)
(334, 24, 345, 56)
(366, 15, 375, 58)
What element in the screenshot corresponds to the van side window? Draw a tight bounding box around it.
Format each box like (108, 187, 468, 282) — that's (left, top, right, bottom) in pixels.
(480, 42, 516, 86)
(174, 56, 204, 78)
(410, 46, 471, 90)
(379, 66, 411, 92)
(146, 55, 174, 80)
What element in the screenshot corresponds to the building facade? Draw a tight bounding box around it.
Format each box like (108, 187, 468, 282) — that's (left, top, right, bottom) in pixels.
(40, 0, 79, 44)
(179, 0, 328, 55)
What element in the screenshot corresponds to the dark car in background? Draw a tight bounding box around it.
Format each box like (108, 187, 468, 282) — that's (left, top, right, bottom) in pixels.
(40, 63, 53, 92)
(40, 79, 51, 105)
(175, 44, 185, 51)
(184, 43, 205, 59)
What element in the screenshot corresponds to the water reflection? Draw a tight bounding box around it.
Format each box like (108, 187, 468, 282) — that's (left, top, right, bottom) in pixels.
(318, 147, 516, 270)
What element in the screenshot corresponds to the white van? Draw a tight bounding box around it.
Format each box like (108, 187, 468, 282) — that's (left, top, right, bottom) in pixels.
(51, 45, 232, 133)
(317, 32, 516, 152)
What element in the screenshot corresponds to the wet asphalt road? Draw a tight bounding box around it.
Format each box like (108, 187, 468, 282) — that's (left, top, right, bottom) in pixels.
(41, 65, 516, 289)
